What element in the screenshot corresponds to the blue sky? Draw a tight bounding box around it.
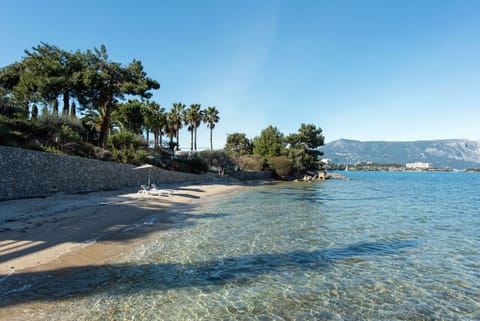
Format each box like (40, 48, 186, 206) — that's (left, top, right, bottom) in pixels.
(1, 0, 479, 149)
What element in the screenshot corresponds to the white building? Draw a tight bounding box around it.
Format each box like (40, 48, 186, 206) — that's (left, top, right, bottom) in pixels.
(405, 162, 432, 169)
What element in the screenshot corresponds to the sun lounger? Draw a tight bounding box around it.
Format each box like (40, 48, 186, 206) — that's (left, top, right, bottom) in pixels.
(137, 184, 175, 197)
(151, 184, 175, 196)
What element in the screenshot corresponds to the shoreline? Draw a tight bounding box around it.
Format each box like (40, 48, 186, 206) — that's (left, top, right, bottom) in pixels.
(0, 181, 246, 280)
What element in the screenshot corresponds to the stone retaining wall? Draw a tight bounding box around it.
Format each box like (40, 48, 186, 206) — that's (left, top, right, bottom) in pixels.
(225, 170, 272, 181)
(0, 146, 207, 200)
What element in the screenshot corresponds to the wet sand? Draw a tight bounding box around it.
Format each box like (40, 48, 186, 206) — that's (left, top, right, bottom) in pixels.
(0, 181, 246, 319)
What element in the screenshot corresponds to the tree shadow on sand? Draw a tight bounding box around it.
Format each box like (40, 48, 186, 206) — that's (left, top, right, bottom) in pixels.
(0, 239, 418, 307)
(0, 197, 229, 265)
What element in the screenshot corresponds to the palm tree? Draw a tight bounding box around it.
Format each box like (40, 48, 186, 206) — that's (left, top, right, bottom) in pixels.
(154, 106, 167, 149)
(164, 120, 176, 151)
(143, 101, 165, 149)
(81, 105, 120, 144)
(184, 104, 203, 151)
(204, 106, 220, 151)
(168, 102, 185, 150)
(183, 108, 195, 151)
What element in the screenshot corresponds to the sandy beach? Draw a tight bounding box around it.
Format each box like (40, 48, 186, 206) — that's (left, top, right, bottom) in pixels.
(0, 180, 246, 318)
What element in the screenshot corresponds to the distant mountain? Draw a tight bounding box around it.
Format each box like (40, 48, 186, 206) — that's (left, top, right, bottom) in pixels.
(321, 139, 480, 169)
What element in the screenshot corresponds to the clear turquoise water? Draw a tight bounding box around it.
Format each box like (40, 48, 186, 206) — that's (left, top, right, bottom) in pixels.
(3, 172, 480, 320)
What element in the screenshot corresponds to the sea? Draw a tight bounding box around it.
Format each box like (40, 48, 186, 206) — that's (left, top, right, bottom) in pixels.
(1, 171, 479, 320)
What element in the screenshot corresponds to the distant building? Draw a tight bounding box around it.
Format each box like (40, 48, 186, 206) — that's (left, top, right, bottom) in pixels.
(406, 162, 432, 169)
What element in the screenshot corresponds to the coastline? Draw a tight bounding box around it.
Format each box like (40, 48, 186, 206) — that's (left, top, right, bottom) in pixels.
(0, 181, 246, 281)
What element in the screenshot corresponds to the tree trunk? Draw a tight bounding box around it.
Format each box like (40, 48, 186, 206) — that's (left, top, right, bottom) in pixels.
(176, 129, 180, 151)
(98, 101, 112, 148)
(62, 91, 70, 116)
(194, 126, 198, 151)
(153, 129, 158, 149)
(31, 104, 38, 121)
(169, 133, 174, 151)
(52, 99, 59, 116)
(190, 129, 194, 151)
(70, 102, 76, 118)
(210, 127, 213, 151)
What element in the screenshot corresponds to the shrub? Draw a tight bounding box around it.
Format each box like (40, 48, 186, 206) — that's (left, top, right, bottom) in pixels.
(133, 149, 149, 165)
(268, 156, 294, 179)
(197, 150, 235, 169)
(94, 147, 112, 161)
(171, 157, 208, 174)
(108, 131, 145, 149)
(236, 155, 264, 171)
(110, 144, 148, 164)
(60, 124, 82, 142)
(0, 116, 36, 146)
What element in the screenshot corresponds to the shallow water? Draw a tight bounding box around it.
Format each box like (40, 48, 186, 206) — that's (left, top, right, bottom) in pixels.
(2, 172, 480, 320)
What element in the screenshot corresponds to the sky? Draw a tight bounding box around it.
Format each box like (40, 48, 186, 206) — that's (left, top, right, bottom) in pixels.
(1, 0, 479, 149)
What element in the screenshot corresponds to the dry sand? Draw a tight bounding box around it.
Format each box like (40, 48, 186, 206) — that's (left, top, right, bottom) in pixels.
(0, 181, 245, 279)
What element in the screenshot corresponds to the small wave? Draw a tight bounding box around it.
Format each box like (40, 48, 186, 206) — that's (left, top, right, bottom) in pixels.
(0, 267, 16, 284)
(82, 236, 101, 244)
(143, 218, 159, 225)
(0, 282, 32, 297)
(121, 225, 140, 232)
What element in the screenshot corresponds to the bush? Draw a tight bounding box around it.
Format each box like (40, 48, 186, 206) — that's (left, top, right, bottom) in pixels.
(236, 155, 264, 171)
(110, 144, 148, 165)
(171, 157, 208, 174)
(268, 156, 294, 179)
(133, 149, 149, 165)
(197, 150, 235, 169)
(0, 116, 36, 146)
(94, 147, 112, 161)
(60, 124, 82, 142)
(108, 131, 145, 149)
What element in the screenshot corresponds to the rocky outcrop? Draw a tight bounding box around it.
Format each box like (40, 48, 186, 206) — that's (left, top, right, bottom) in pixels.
(294, 170, 350, 182)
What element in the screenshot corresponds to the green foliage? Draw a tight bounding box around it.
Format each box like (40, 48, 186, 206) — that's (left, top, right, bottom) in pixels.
(204, 106, 220, 150)
(109, 144, 148, 165)
(0, 116, 35, 146)
(252, 125, 286, 158)
(225, 132, 252, 156)
(36, 115, 84, 140)
(171, 157, 208, 174)
(0, 95, 27, 118)
(184, 103, 203, 151)
(94, 147, 113, 161)
(43, 145, 65, 155)
(80, 47, 160, 147)
(60, 124, 82, 142)
(108, 131, 145, 149)
(286, 123, 324, 149)
(1, 43, 226, 171)
(197, 150, 235, 169)
(167, 102, 185, 150)
(142, 100, 166, 149)
(117, 100, 145, 134)
(286, 147, 318, 172)
(235, 155, 264, 171)
(285, 123, 325, 172)
(268, 156, 294, 178)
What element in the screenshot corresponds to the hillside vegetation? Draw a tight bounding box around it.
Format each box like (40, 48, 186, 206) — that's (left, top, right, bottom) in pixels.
(322, 139, 480, 169)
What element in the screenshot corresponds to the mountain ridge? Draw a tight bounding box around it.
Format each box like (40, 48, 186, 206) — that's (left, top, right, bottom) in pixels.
(321, 138, 480, 169)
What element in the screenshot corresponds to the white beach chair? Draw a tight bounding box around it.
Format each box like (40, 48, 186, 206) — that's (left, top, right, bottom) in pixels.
(151, 184, 175, 196)
(137, 184, 150, 197)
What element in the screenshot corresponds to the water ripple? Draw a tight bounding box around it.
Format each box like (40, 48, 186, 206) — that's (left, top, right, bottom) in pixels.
(3, 172, 480, 321)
